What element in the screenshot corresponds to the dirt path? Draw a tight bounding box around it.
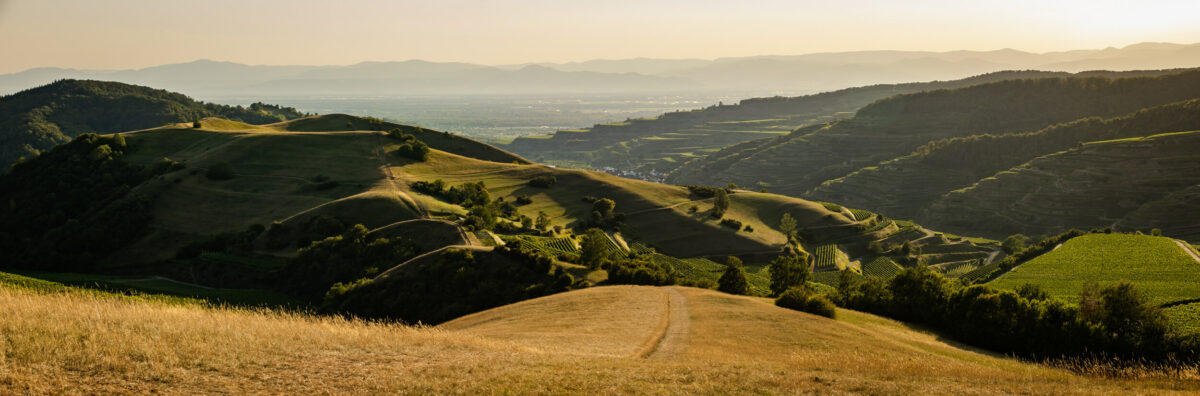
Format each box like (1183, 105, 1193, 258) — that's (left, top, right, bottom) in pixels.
(640, 287, 690, 359)
(373, 134, 427, 218)
(1176, 240, 1200, 264)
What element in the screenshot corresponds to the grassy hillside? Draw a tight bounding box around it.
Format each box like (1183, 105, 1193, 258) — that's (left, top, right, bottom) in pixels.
(505, 70, 1164, 175)
(925, 130, 1200, 239)
(989, 233, 1200, 332)
(0, 79, 306, 168)
(668, 70, 1200, 198)
(809, 98, 1200, 223)
(3, 283, 1189, 393)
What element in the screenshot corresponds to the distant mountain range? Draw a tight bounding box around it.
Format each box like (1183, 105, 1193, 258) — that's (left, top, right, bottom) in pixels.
(3, 42, 1199, 97)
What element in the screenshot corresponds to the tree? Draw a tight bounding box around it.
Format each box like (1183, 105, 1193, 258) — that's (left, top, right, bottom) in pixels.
(867, 240, 885, 255)
(111, 133, 126, 148)
(520, 215, 533, 230)
(768, 254, 810, 296)
(1001, 234, 1030, 254)
(712, 189, 730, 218)
(778, 213, 797, 238)
(535, 211, 551, 231)
(580, 228, 612, 269)
(193, 120, 202, 128)
(717, 256, 749, 295)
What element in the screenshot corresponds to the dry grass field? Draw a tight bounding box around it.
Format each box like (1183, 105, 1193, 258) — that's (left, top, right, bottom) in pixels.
(5, 283, 1197, 394)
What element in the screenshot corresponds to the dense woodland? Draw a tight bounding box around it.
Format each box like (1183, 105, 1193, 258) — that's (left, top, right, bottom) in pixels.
(0, 79, 306, 167)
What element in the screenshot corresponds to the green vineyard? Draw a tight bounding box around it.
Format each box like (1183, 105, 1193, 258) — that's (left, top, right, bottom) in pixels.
(861, 257, 903, 279)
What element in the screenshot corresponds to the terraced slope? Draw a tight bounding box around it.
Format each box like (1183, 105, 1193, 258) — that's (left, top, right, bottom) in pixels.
(506, 70, 1157, 174)
(7, 284, 1182, 394)
(808, 98, 1200, 221)
(669, 70, 1200, 197)
(924, 131, 1200, 239)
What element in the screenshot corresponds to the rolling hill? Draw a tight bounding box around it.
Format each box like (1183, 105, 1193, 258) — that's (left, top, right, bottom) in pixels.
(505, 69, 1187, 174)
(668, 70, 1200, 195)
(3, 279, 1190, 394)
(808, 98, 1200, 225)
(0, 112, 1001, 322)
(0, 79, 306, 168)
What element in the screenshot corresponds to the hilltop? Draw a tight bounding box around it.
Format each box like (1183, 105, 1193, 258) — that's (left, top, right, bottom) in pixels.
(0, 79, 306, 168)
(2, 281, 1190, 394)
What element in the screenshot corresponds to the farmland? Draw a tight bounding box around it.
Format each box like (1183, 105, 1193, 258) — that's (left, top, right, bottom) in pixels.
(990, 234, 1200, 306)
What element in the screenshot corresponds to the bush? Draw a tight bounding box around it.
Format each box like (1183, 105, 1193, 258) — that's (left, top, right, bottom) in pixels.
(514, 195, 533, 205)
(775, 288, 836, 318)
(529, 175, 557, 188)
(719, 218, 742, 229)
(205, 162, 235, 180)
(717, 256, 749, 295)
(387, 129, 430, 161)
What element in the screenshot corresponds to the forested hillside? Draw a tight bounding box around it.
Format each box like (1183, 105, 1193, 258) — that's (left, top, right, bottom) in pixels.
(505, 69, 1188, 174)
(0, 79, 307, 168)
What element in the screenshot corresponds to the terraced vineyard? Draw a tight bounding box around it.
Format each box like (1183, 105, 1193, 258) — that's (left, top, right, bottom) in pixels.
(848, 208, 874, 222)
(861, 257, 903, 279)
(505, 235, 580, 257)
(813, 244, 846, 272)
(990, 234, 1200, 306)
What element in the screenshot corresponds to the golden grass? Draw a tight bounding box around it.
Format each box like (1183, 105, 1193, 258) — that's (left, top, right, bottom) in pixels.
(2, 286, 1196, 394)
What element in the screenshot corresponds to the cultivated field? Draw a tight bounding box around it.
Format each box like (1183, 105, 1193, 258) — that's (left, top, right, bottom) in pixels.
(991, 234, 1200, 306)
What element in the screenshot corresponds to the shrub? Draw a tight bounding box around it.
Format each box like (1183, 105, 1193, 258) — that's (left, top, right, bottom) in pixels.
(719, 218, 742, 229)
(514, 195, 533, 205)
(775, 288, 836, 318)
(529, 175, 557, 188)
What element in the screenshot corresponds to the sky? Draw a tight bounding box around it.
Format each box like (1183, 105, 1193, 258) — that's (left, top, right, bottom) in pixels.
(1, 0, 1199, 73)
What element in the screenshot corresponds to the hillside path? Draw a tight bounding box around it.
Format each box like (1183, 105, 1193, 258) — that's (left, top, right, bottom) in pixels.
(642, 287, 690, 359)
(1176, 240, 1200, 264)
(373, 134, 427, 218)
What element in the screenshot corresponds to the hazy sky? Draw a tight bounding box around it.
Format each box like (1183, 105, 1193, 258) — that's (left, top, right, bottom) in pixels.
(1, 0, 1199, 73)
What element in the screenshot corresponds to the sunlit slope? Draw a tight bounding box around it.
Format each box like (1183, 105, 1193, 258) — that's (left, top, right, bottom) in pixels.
(8, 284, 1189, 394)
(991, 234, 1200, 306)
(923, 131, 1200, 239)
(669, 70, 1200, 197)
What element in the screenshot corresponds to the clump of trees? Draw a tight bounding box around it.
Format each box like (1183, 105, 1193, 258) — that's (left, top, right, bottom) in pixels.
(768, 253, 811, 296)
(282, 224, 418, 301)
(717, 256, 749, 295)
(528, 175, 557, 188)
(322, 244, 584, 325)
(712, 189, 730, 218)
(388, 129, 430, 161)
(775, 287, 836, 318)
(1001, 233, 1030, 254)
(718, 218, 742, 229)
(830, 264, 1199, 366)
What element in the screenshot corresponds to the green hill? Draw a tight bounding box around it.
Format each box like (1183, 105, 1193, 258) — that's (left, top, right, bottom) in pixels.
(0, 79, 308, 168)
(668, 70, 1200, 196)
(808, 98, 1200, 223)
(924, 130, 1200, 239)
(505, 70, 1181, 175)
(0, 113, 997, 322)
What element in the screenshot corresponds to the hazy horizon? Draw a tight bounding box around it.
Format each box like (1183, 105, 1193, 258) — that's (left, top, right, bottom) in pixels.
(2, 0, 1199, 74)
